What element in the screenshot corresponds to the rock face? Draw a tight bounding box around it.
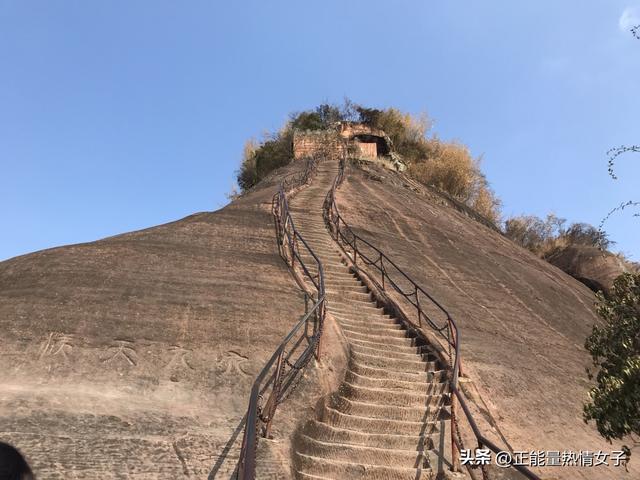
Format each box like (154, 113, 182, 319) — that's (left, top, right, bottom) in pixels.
(331, 162, 637, 480)
(2, 156, 637, 480)
(0, 164, 309, 479)
(546, 245, 629, 295)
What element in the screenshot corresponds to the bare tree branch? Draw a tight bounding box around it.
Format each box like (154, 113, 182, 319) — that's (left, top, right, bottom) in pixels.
(599, 26, 640, 234)
(598, 200, 640, 242)
(606, 145, 640, 180)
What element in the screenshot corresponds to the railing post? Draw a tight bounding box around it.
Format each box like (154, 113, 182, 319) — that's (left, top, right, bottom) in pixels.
(380, 255, 385, 289)
(304, 292, 309, 314)
(353, 237, 357, 265)
(316, 300, 324, 360)
(450, 389, 459, 472)
(304, 293, 310, 339)
(263, 350, 284, 439)
(288, 231, 295, 268)
(238, 384, 259, 480)
(237, 440, 246, 479)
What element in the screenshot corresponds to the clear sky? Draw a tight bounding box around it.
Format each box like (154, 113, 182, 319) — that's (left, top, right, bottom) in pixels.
(1, 1, 639, 261)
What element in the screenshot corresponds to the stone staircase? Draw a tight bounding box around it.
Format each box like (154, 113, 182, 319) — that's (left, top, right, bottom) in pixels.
(288, 160, 454, 479)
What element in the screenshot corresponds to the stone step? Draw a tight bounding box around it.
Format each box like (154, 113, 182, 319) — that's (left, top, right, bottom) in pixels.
(345, 369, 448, 392)
(301, 420, 434, 451)
(327, 312, 394, 325)
(295, 453, 434, 480)
(323, 267, 356, 277)
(310, 246, 341, 255)
(332, 297, 382, 307)
(322, 270, 359, 279)
(297, 233, 334, 242)
(349, 359, 436, 382)
(326, 290, 373, 302)
(299, 224, 329, 231)
(340, 325, 410, 342)
(331, 313, 391, 326)
(295, 470, 333, 480)
(297, 258, 341, 269)
(340, 328, 417, 347)
(336, 318, 404, 333)
(326, 279, 366, 288)
(338, 382, 449, 408)
(351, 350, 437, 373)
(330, 303, 387, 316)
(297, 253, 344, 267)
(327, 285, 369, 295)
(296, 251, 343, 264)
(316, 270, 360, 281)
(330, 394, 448, 423)
(297, 434, 428, 468)
(343, 330, 415, 348)
(347, 336, 424, 354)
(295, 235, 331, 243)
(334, 308, 393, 321)
(338, 322, 408, 338)
(294, 245, 333, 255)
(319, 404, 441, 436)
(349, 343, 436, 362)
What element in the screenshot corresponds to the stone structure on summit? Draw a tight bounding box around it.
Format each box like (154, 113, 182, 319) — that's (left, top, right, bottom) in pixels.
(293, 121, 406, 171)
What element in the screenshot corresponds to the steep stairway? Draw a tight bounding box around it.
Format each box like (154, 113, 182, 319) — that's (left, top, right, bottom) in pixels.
(288, 160, 454, 479)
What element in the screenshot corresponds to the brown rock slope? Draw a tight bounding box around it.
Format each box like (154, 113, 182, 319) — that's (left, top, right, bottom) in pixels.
(546, 245, 630, 296)
(0, 164, 309, 479)
(331, 162, 638, 480)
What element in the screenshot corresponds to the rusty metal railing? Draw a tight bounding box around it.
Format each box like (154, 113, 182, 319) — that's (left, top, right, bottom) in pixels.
(323, 155, 541, 480)
(236, 156, 326, 480)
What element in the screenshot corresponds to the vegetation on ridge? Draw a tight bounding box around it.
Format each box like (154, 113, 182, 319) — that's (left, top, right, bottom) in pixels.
(237, 100, 501, 222)
(503, 214, 614, 258)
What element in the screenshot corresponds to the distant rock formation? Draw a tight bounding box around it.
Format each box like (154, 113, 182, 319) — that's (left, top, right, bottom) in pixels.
(546, 245, 631, 296)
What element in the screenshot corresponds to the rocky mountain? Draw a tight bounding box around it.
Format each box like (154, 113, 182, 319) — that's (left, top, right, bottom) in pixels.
(1, 157, 635, 479)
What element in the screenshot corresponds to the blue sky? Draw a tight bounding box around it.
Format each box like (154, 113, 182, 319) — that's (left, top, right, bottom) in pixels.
(1, 1, 639, 261)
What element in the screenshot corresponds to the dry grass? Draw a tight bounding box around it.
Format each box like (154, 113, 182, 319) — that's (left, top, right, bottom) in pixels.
(407, 138, 501, 224)
(503, 215, 614, 258)
(236, 102, 503, 226)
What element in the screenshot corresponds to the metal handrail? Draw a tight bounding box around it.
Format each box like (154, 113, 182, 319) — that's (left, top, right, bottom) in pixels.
(236, 156, 326, 480)
(323, 155, 541, 480)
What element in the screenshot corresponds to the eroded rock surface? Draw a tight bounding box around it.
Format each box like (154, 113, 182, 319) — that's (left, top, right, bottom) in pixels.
(546, 245, 630, 296)
(332, 162, 637, 480)
(3, 157, 637, 480)
(0, 165, 309, 479)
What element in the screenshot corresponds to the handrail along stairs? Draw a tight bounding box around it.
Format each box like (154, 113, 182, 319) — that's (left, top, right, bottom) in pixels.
(236, 155, 326, 480)
(323, 155, 541, 480)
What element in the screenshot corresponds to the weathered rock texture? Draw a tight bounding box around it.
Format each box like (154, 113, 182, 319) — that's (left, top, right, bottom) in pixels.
(332, 161, 638, 479)
(0, 163, 316, 479)
(2, 154, 637, 480)
(546, 245, 631, 296)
